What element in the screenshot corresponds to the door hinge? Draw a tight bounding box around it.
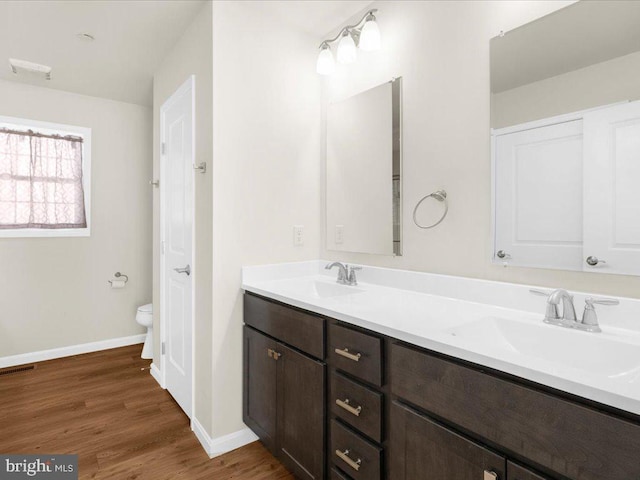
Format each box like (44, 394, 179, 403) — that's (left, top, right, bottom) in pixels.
(162, 342, 166, 355)
(161, 142, 166, 155)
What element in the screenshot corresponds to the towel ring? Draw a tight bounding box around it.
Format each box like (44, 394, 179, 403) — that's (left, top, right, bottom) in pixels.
(413, 190, 448, 229)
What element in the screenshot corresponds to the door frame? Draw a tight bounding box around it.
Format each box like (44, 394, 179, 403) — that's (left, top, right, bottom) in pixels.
(159, 75, 196, 421)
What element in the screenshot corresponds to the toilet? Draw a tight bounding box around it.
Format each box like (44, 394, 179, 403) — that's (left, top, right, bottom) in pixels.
(136, 303, 153, 359)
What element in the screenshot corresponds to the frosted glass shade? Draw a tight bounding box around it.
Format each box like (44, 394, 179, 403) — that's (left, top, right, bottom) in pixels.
(316, 45, 335, 75)
(359, 18, 381, 51)
(337, 32, 357, 64)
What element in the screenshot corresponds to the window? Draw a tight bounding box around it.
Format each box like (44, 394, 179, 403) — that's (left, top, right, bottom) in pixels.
(0, 116, 91, 237)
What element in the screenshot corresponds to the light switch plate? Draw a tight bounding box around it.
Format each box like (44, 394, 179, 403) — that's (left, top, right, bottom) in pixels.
(335, 225, 344, 244)
(293, 225, 304, 246)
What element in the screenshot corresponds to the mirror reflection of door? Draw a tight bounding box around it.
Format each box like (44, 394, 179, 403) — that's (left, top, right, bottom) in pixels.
(490, 1, 640, 276)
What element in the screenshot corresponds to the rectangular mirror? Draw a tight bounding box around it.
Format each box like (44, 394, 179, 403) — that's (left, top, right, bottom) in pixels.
(326, 77, 402, 256)
(490, 2, 640, 276)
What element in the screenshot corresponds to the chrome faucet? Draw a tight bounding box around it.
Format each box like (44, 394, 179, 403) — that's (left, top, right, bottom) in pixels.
(325, 262, 361, 286)
(530, 288, 619, 333)
(326, 262, 349, 284)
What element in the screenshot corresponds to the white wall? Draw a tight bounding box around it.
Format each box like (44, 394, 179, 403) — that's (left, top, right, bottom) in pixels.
(493, 49, 640, 128)
(152, 0, 213, 434)
(321, 0, 640, 300)
(210, 1, 322, 438)
(0, 79, 152, 357)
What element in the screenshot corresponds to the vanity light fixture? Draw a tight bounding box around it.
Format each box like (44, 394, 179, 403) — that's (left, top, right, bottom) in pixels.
(316, 9, 381, 75)
(316, 43, 335, 75)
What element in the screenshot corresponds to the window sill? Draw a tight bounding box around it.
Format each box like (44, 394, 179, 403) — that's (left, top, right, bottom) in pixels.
(0, 228, 91, 238)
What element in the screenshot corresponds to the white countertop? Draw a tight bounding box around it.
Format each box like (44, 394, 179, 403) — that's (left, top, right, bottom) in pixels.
(242, 261, 640, 416)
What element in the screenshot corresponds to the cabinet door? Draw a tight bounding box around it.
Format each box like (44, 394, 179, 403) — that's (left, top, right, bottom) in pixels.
(243, 326, 278, 452)
(494, 120, 583, 270)
(584, 100, 640, 275)
(507, 461, 550, 480)
(277, 342, 325, 480)
(390, 401, 506, 480)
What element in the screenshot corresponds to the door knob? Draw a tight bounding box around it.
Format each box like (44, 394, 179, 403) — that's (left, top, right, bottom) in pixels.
(586, 256, 606, 266)
(174, 265, 191, 276)
(496, 250, 511, 259)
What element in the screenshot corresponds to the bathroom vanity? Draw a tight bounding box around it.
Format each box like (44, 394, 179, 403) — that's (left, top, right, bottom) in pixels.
(242, 262, 640, 480)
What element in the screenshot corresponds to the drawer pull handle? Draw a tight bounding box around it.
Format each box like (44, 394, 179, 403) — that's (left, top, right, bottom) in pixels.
(484, 471, 498, 480)
(336, 398, 362, 416)
(335, 348, 362, 362)
(336, 449, 361, 472)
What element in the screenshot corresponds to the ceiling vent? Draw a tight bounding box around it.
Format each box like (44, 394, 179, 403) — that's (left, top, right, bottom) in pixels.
(9, 58, 52, 80)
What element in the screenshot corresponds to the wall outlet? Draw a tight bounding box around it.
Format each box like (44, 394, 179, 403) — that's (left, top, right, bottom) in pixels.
(335, 225, 344, 244)
(293, 225, 304, 246)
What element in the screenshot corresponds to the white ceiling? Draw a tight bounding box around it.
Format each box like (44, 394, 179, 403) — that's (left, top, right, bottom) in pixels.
(492, 1, 640, 93)
(0, 0, 205, 106)
(0, 0, 372, 106)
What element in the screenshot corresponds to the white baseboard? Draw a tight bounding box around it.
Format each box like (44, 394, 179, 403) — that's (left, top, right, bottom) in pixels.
(0, 334, 146, 369)
(150, 362, 165, 389)
(191, 418, 259, 458)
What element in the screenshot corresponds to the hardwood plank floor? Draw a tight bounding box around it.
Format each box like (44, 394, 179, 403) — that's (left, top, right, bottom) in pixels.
(0, 344, 294, 480)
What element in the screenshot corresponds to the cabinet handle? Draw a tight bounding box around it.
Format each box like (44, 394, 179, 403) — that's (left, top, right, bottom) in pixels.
(334, 348, 361, 362)
(336, 398, 362, 417)
(483, 471, 498, 480)
(335, 449, 361, 472)
(267, 348, 281, 360)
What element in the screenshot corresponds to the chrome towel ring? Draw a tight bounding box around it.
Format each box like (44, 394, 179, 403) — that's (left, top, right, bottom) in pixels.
(413, 190, 448, 229)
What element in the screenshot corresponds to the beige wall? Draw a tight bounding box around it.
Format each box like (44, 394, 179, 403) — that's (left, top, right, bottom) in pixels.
(152, 1, 213, 433)
(0, 79, 152, 357)
(321, 0, 640, 300)
(210, 1, 322, 438)
(492, 49, 640, 128)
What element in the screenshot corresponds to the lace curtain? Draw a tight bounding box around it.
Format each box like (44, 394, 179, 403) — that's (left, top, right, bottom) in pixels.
(0, 128, 86, 229)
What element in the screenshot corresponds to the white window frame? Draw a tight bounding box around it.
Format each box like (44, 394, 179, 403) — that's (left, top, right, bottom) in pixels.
(0, 115, 91, 238)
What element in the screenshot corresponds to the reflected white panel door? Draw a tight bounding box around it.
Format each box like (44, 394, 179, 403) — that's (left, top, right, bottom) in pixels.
(494, 120, 583, 270)
(161, 77, 194, 418)
(584, 100, 640, 275)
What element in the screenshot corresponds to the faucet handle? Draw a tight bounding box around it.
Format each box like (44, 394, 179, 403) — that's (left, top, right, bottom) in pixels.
(347, 265, 362, 285)
(581, 297, 619, 331)
(585, 297, 620, 307)
(529, 289, 552, 297)
(529, 289, 560, 321)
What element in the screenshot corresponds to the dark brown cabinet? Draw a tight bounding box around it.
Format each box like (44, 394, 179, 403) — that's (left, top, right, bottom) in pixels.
(277, 343, 325, 480)
(390, 401, 506, 480)
(244, 292, 640, 480)
(507, 462, 550, 480)
(243, 325, 278, 452)
(243, 325, 325, 480)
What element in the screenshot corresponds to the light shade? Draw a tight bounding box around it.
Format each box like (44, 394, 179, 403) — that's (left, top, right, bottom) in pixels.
(316, 44, 335, 75)
(359, 16, 381, 51)
(337, 31, 357, 64)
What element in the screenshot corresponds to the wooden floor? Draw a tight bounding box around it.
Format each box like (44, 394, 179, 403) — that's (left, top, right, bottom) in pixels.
(0, 344, 294, 480)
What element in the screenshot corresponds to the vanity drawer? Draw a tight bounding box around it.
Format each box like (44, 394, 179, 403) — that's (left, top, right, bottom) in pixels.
(329, 324, 382, 386)
(390, 343, 640, 480)
(244, 293, 325, 360)
(329, 467, 350, 480)
(330, 419, 382, 480)
(330, 371, 383, 443)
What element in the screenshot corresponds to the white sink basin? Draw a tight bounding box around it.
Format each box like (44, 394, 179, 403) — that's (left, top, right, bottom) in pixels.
(273, 278, 365, 299)
(444, 317, 640, 378)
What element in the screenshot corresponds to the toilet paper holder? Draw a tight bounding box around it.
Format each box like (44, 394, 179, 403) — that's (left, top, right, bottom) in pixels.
(108, 272, 129, 286)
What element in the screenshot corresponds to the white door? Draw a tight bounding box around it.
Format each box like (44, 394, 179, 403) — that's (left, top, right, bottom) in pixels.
(584, 100, 640, 275)
(494, 120, 584, 270)
(160, 77, 194, 418)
